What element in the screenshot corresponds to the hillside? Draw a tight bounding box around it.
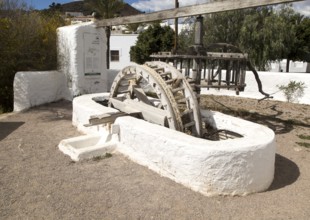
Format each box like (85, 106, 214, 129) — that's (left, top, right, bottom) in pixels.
(58, 0, 142, 16)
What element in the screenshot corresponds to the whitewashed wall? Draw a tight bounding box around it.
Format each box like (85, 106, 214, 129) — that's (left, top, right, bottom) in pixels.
(58, 22, 108, 98)
(202, 71, 310, 105)
(269, 60, 310, 73)
(110, 34, 138, 70)
(14, 23, 109, 112)
(69, 94, 276, 196)
(14, 71, 68, 112)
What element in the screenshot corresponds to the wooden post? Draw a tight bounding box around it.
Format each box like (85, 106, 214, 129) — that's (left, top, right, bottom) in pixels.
(174, 0, 179, 53)
(192, 16, 204, 97)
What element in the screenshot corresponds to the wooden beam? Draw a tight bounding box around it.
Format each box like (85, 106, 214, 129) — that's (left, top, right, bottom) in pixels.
(87, 112, 129, 126)
(96, 0, 303, 27)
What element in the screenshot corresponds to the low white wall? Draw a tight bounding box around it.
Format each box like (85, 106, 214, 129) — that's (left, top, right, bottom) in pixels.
(202, 71, 310, 105)
(13, 22, 110, 112)
(72, 93, 118, 134)
(70, 94, 275, 196)
(115, 115, 275, 196)
(270, 60, 310, 73)
(13, 71, 69, 112)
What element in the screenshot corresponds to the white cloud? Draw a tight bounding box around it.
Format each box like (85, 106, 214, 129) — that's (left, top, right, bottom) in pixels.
(132, 0, 209, 12)
(132, 0, 310, 17)
(293, 1, 310, 17)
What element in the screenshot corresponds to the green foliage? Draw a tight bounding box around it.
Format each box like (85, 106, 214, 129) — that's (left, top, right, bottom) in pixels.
(92, 153, 113, 161)
(239, 7, 292, 70)
(0, 1, 66, 112)
(178, 18, 195, 53)
(294, 17, 310, 62)
(296, 133, 310, 149)
(296, 142, 310, 148)
(48, 2, 62, 11)
(297, 134, 310, 140)
(125, 23, 144, 34)
(84, 0, 124, 19)
(130, 24, 175, 64)
(277, 80, 306, 103)
(178, 5, 308, 71)
(204, 10, 248, 46)
(178, 30, 194, 54)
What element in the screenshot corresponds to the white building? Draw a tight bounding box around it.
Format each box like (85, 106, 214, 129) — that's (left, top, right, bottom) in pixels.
(270, 60, 310, 73)
(110, 34, 138, 70)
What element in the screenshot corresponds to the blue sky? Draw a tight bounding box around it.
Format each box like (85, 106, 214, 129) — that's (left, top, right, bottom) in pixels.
(24, 0, 310, 16)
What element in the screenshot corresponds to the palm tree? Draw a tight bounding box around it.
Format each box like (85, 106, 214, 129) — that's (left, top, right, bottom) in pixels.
(84, 0, 124, 69)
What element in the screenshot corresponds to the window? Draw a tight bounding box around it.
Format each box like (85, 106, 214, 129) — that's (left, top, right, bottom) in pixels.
(111, 50, 120, 62)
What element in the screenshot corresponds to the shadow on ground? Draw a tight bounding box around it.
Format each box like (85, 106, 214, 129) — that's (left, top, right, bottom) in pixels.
(29, 100, 73, 122)
(203, 97, 310, 135)
(268, 154, 300, 191)
(0, 122, 25, 141)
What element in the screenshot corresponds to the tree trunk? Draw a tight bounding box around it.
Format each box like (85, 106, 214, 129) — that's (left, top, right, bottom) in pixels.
(105, 26, 111, 69)
(286, 58, 290, 73)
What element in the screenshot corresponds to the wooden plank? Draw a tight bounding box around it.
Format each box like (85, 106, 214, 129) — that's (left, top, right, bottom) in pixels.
(197, 84, 245, 89)
(87, 112, 134, 126)
(96, 0, 302, 27)
(110, 98, 168, 126)
(132, 86, 153, 106)
(151, 52, 248, 60)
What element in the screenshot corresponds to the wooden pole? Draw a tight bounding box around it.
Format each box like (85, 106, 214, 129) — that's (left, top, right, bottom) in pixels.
(96, 0, 303, 27)
(174, 0, 179, 52)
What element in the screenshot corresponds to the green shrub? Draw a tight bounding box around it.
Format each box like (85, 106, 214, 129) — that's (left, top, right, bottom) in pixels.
(0, 4, 66, 112)
(277, 80, 306, 103)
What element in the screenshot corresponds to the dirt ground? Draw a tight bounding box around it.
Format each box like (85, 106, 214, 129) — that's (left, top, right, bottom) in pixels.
(0, 95, 309, 220)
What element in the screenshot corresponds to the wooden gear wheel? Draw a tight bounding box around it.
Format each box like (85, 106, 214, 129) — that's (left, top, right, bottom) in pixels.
(109, 61, 204, 137)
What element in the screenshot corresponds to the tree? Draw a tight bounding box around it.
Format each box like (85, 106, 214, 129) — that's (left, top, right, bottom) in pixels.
(277, 5, 303, 72)
(178, 17, 195, 53)
(0, 0, 66, 112)
(125, 22, 143, 34)
(239, 7, 292, 70)
(130, 23, 175, 64)
(48, 2, 62, 11)
(84, 0, 125, 69)
(278, 6, 310, 71)
(185, 5, 309, 71)
(204, 10, 248, 47)
(295, 17, 310, 62)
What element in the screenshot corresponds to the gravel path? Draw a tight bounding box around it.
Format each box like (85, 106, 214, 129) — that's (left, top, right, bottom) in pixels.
(0, 97, 309, 219)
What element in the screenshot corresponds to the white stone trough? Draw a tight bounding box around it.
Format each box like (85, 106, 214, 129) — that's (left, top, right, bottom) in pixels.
(58, 93, 276, 196)
(59, 133, 117, 161)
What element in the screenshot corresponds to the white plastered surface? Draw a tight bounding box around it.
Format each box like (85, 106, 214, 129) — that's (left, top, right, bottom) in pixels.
(72, 93, 118, 134)
(13, 71, 68, 112)
(69, 93, 276, 196)
(202, 71, 310, 105)
(57, 22, 108, 97)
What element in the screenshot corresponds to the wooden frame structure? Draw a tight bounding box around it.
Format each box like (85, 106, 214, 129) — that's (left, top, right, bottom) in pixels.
(90, 0, 304, 137)
(96, 0, 303, 27)
(96, 0, 303, 97)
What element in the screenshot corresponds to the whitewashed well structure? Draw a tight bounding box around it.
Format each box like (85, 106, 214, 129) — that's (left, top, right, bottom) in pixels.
(13, 0, 308, 198)
(59, 93, 276, 197)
